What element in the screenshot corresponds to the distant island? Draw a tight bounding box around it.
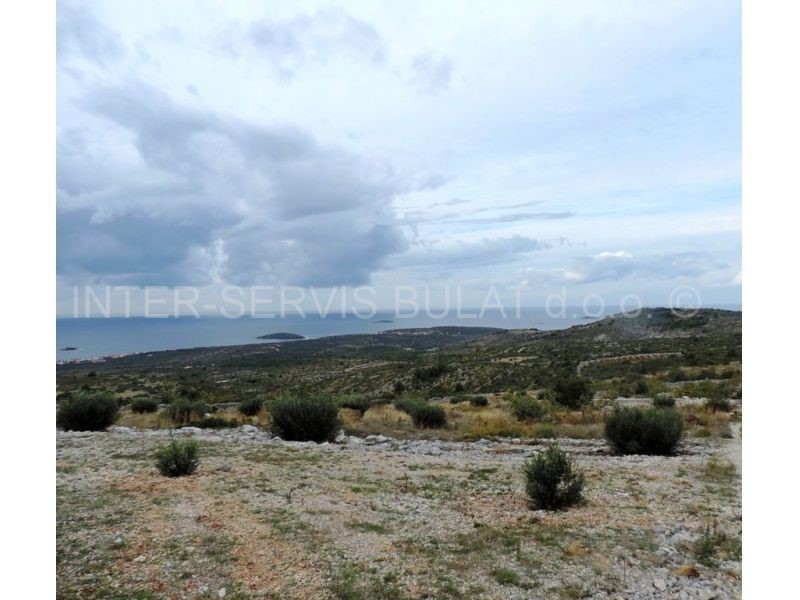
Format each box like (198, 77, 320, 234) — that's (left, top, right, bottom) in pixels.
(255, 332, 305, 340)
(60, 346, 78, 351)
(373, 319, 394, 323)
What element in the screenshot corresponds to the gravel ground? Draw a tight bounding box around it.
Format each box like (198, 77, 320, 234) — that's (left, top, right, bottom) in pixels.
(57, 427, 741, 599)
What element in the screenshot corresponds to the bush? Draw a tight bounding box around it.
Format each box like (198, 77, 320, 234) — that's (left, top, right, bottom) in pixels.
(155, 438, 200, 477)
(653, 395, 676, 408)
(469, 394, 489, 407)
(523, 445, 584, 510)
(667, 368, 687, 382)
(57, 391, 119, 431)
(130, 397, 159, 414)
(410, 403, 447, 428)
(605, 407, 683, 455)
(269, 395, 341, 442)
(165, 399, 208, 424)
(705, 397, 731, 412)
(192, 416, 236, 429)
(413, 361, 450, 382)
(552, 377, 591, 409)
(511, 396, 546, 421)
(394, 396, 423, 415)
(238, 397, 264, 417)
(338, 394, 374, 415)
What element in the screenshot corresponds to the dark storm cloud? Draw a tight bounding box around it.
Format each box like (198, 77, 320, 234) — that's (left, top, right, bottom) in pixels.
(57, 83, 409, 285)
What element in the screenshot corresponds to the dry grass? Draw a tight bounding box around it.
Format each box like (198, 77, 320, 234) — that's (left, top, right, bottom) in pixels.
(118, 398, 728, 442)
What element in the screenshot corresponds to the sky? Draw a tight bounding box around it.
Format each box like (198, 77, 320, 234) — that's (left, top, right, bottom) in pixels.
(56, 0, 741, 315)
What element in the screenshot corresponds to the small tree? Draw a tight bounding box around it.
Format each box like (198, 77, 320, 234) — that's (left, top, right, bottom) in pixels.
(512, 396, 546, 421)
(269, 395, 341, 442)
(552, 377, 591, 409)
(130, 397, 159, 413)
(155, 438, 200, 477)
(469, 395, 489, 407)
(523, 445, 584, 510)
(410, 403, 447, 428)
(238, 397, 264, 417)
(57, 391, 119, 431)
(605, 407, 683, 455)
(653, 395, 676, 408)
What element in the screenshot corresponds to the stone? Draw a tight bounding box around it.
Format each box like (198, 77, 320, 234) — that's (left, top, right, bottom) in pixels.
(108, 426, 136, 435)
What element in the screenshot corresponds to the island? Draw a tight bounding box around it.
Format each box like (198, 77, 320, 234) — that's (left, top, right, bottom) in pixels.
(254, 332, 305, 340)
(60, 346, 78, 351)
(373, 319, 394, 323)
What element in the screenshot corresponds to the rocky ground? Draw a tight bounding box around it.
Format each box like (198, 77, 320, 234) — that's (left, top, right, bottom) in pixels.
(57, 427, 741, 599)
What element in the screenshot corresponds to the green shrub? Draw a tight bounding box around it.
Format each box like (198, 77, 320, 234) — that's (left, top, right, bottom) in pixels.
(238, 397, 264, 416)
(511, 396, 545, 421)
(469, 395, 489, 407)
(653, 395, 676, 408)
(269, 395, 341, 442)
(666, 368, 687, 382)
(523, 445, 584, 510)
(493, 568, 521, 586)
(338, 394, 374, 415)
(57, 391, 119, 431)
(413, 361, 450, 382)
(605, 407, 683, 455)
(410, 403, 447, 428)
(705, 397, 731, 412)
(130, 397, 159, 414)
(155, 438, 200, 477)
(192, 416, 236, 429)
(394, 396, 423, 415)
(165, 399, 208, 424)
(552, 377, 591, 409)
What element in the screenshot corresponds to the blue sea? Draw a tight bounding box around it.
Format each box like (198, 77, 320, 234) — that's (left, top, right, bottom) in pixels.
(56, 305, 740, 361)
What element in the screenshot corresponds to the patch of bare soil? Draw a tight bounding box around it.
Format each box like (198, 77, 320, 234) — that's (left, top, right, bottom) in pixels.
(57, 428, 741, 599)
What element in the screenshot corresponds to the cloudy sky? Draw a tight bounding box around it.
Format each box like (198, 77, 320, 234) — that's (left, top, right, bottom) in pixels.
(57, 0, 741, 314)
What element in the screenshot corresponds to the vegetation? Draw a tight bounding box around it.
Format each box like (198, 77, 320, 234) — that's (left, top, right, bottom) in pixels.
(57, 391, 119, 431)
(523, 445, 584, 510)
(155, 438, 200, 477)
(56, 310, 741, 443)
(552, 377, 591, 409)
(165, 399, 209, 425)
(392, 397, 447, 428)
(705, 397, 732, 412)
(605, 407, 684, 455)
(338, 394, 384, 415)
(269, 395, 341, 442)
(192, 416, 236, 429)
(238, 397, 264, 416)
(468, 394, 488, 407)
(653, 395, 676, 408)
(493, 567, 521, 586)
(130, 397, 159, 413)
(409, 403, 447, 429)
(510, 395, 546, 421)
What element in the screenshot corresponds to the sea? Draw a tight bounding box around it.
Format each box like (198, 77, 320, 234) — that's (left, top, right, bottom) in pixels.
(56, 305, 740, 362)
